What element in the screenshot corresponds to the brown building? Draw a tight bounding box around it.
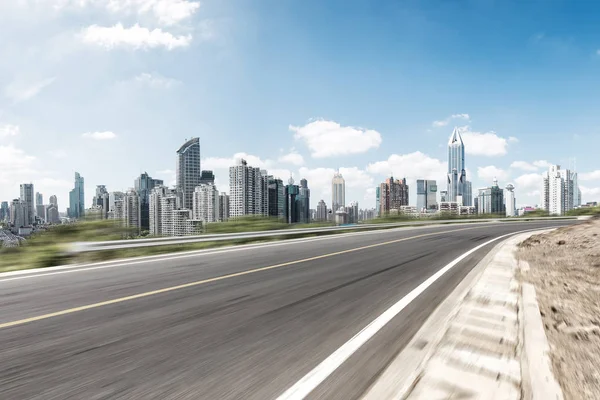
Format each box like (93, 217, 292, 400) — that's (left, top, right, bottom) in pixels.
(379, 176, 409, 215)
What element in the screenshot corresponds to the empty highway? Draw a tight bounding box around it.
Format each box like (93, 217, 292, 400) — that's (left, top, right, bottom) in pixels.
(0, 220, 575, 400)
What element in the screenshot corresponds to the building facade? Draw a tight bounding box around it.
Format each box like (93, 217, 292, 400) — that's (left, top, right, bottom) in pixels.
(379, 176, 409, 215)
(229, 159, 269, 218)
(268, 177, 285, 219)
(316, 200, 328, 221)
(0, 201, 8, 222)
(446, 128, 472, 205)
(199, 170, 215, 185)
(10, 199, 29, 229)
(332, 171, 346, 212)
(541, 165, 577, 215)
(92, 185, 110, 220)
(20, 183, 34, 225)
(218, 193, 230, 222)
(176, 137, 201, 210)
(149, 185, 172, 235)
(505, 184, 516, 217)
(193, 184, 220, 223)
(68, 172, 85, 219)
(135, 172, 164, 230)
(45, 204, 60, 224)
(284, 177, 299, 224)
(477, 179, 505, 215)
(123, 189, 141, 235)
(416, 179, 438, 212)
(298, 178, 310, 223)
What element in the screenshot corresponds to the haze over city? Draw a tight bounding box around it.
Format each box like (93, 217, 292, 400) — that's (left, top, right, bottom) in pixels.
(2, 1, 600, 211)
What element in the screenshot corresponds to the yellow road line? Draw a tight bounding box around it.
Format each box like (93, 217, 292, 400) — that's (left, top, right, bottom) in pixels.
(0, 226, 479, 330)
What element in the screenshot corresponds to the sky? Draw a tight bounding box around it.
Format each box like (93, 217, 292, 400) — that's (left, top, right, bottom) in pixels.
(1, 0, 600, 211)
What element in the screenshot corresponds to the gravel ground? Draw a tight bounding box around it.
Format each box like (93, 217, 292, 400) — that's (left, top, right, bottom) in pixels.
(519, 217, 600, 400)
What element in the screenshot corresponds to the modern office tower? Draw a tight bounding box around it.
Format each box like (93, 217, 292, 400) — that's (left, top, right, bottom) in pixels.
(134, 172, 164, 230)
(379, 176, 409, 215)
(49, 195, 58, 206)
(45, 204, 60, 224)
(193, 184, 219, 223)
(0, 201, 8, 222)
(149, 185, 172, 235)
(176, 137, 201, 210)
(268, 176, 285, 219)
(416, 180, 438, 212)
(284, 176, 299, 224)
(92, 185, 110, 219)
(10, 199, 29, 228)
(229, 159, 269, 218)
(316, 200, 328, 221)
(68, 172, 85, 219)
(477, 178, 505, 215)
(199, 170, 216, 185)
(347, 201, 359, 224)
(541, 165, 576, 215)
(332, 170, 346, 212)
(123, 189, 141, 235)
(218, 193, 230, 222)
(375, 186, 380, 217)
(446, 127, 472, 204)
(35, 192, 44, 220)
(505, 184, 516, 217)
(474, 197, 479, 213)
(298, 178, 310, 223)
(19, 183, 34, 225)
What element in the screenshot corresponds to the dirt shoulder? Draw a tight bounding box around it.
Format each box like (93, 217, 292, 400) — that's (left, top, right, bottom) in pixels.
(518, 217, 600, 399)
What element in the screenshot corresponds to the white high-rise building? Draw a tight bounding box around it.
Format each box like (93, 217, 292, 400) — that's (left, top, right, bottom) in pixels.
(160, 195, 178, 236)
(19, 183, 34, 225)
(112, 199, 124, 221)
(332, 171, 345, 212)
(176, 137, 201, 210)
(446, 128, 472, 206)
(505, 184, 515, 217)
(219, 192, 229, 222)
(193, 184, 220, 223)
(149, 186, 173, 236)
(123, 189, 141, 234)
(229, 159, 269, 218)
(541, 165, 576, 215)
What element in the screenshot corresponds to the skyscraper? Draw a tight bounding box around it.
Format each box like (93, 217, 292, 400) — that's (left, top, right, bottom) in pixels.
(35, 192, 44, 220)
(149, 185, 173, 235)
(218, 193, 230, 222)
(541, 165, 576, 215)
(229, 159, 269, 218)
(505, 184, 516, 217)
(176, 137, 201, 210)
(68, 172, 85, 219)
(375, 186, 380, 217)
(10, 199, 29, 229)
(478, 178, 505, 215)
(284, 176, 299, 224)
(298, 178, 310, 223)
(316, 200, 328, 221)
(416, 180, 438, 212)
(447, 128, 472, 204)
(19, 183, 34, 225)
(332, 171, 345, 212)
(379, 176, 409, 215)
(193, 184, 219, 223)
(49, 195, 58, 206)
(123, 189, 141, 235)
(92, 185, 110, 219)
(0, 201, 8, 222)
(135, 172, 164, 230)
(268, 177, 285, 219)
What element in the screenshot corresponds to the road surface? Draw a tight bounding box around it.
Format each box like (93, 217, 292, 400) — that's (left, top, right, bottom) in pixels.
(0, 220, 574, 399)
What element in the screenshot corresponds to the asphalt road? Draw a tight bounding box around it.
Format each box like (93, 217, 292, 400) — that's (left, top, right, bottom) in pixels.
(0, 220, 575, 400)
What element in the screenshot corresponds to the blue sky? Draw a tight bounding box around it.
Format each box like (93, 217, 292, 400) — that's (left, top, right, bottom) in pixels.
(1, 0, 600, 211)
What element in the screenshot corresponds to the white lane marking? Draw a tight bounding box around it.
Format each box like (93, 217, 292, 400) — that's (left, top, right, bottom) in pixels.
(276, 230, 528, 400)
(0, 226, 429, 283)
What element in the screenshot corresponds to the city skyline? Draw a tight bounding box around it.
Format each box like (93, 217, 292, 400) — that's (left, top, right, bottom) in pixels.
(2, 2, 600, 209)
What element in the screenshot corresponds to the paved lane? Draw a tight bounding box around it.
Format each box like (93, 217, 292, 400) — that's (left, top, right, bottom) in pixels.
(0, 220, 574, 399)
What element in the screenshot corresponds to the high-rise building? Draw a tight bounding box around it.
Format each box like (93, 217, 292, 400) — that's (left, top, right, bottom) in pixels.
(199, 170, 215, 185)
(35, 192, 44, 220)
(109, 191, 124, 214)
(284, 177, 299, 224)
(416, 180, 438, 212)
(112, 199, 124, 222)
(316, 200, 328, 221)
(0, 201, 8, 222)
(347, 201, 359, 224)
(332, 171, 346, 212)
(375, 186, 380, 217)
(19, 183, 34, 225)
(160, 195, 178, 236)
(505, 184, 516, 217)
(49, 195, 58, 206)
(477, 178, 505, 215)
(176, 138, 201, 210)
(298, 178, 310, 223)
(92, 185, 110, 219)
(193, 184, 219, 223)
(149, 185, 173, 236)
(379, 176, 409, 215)
(10, 199, 29, 229)
(68, 172, 85, 219)
(440, 190, 448, 202)
(446, 128, 472, 204)
(134, 172, 164, 230)
(123, 189, 141, 235)
(218, 193, 230, 222)
(45, 204, 60, 224)
(229, 159, 269, 218)
(268, 177, 285, 219)
(541, 165, 576, 215)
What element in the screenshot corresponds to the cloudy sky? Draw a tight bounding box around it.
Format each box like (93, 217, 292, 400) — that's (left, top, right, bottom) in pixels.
(2, 0, 600, 211)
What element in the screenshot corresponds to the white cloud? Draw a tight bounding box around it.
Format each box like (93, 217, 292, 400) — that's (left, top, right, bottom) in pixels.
(82, 131, 117, 140)
(278, 151, 304, 166)
(104, 0, 200, 26)
(432, 113, 470, 127)
(134, 72, 181, 88)
(533, 160, 551, 168)
(81, 23, 192, 50)
(477, 165, 508, 182)
(367, 151, 446, 185)
(508, 136, 519, 143)
(458, 126, 513, 156)
(4, 77, 56, 103)
(47, 149, 68, 159)
(515, 173, 542, 192)
(580, 186, 600, 197)
(580, 170, 600, 181)
(510, 161, 538, 172)
(0, 124, 20, 137)
(290, 119, 382, 158)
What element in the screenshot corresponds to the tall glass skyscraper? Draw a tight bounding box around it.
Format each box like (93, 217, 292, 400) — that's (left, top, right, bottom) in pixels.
(68, 172, 85, 219)
(176, 138, 201, 210)
(332, 171, 345, 212)
(19, 183, 35, 225)
(135, 172, 164, 230)
(447, 128, 472, 205)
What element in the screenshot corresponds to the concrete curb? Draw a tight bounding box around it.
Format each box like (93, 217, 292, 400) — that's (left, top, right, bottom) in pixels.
(521, 283, 564, 400)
